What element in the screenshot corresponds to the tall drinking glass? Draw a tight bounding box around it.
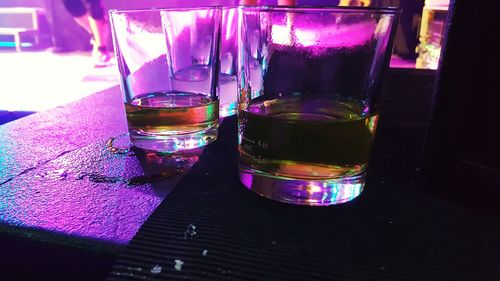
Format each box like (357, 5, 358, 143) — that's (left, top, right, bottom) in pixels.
(109, 7, 222, 152)
(239, 6, 400, 205)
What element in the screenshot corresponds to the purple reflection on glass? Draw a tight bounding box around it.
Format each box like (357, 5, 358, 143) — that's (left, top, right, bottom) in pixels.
(271, 22, 377, 50)
(219, 7, 240, 117)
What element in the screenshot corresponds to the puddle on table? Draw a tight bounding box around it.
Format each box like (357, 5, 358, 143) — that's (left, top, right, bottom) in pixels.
(106, 134, 132, 155)
(127, 169, 184, 186)
(32, 134, 202, 188)
(70, 134, 204, 186)
(75, 169, 184, 186)
(35, 169, 68, 180)
(106, 134, 200, 165)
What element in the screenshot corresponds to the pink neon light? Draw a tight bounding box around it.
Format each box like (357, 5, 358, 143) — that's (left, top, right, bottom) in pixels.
(271, 22, 377, 48)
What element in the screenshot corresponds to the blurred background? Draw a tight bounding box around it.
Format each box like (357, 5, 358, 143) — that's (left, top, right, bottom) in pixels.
(0, 0, 447, 124)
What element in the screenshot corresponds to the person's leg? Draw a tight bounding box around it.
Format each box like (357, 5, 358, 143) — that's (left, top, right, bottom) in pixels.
(62, 0, 91, 33)
(44, 0, 67, 51)
(86, 0, 111, 66)
(74, 15, 92, 34)
(87, 0, 109, 47)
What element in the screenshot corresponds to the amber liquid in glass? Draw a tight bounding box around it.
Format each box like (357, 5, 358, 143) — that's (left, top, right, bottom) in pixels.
(238, 96, 378, 179)
(125, 91, 219, 136)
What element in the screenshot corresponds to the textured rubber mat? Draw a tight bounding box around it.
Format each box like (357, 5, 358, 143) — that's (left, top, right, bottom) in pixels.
(107, 116, 500, 281)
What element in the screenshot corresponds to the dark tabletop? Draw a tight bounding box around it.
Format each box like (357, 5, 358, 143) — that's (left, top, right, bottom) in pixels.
(0, 85, 193, 280)
(1, 68, 499, 280)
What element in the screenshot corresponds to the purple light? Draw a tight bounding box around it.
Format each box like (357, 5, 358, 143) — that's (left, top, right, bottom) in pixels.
(239, 169, 253, 188)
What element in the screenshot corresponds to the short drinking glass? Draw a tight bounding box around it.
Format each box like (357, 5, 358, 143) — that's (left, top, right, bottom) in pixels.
(110, 7, 222, 152)
(238, 6, 400, 205)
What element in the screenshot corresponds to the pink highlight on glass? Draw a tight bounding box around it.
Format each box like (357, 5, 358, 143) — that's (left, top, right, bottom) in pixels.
(271, 22, 377, 49)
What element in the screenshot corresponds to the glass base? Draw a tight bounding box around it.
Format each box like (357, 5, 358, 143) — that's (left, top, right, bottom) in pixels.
(238, 163, 365, 206)
(130, 127, 218, 153)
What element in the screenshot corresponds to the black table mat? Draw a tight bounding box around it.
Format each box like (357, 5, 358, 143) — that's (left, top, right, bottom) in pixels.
(107, 113, 500, 281)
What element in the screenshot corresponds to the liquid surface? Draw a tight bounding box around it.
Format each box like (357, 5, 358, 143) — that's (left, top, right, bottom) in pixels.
(125, 91, 219, 136)
(238, 96, 378, 179)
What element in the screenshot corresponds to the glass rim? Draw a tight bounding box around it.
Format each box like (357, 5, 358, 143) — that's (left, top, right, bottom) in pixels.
(109, 6, 221, 15)
(110, 5, 400, 15)
(242, 5, 401, 14)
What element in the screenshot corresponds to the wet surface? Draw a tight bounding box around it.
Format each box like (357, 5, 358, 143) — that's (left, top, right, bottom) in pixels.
(106, 134, 132, 155)
(0, 87, 200, 245)
(0, 135, 198, 244)
(0, 87, 126, 184)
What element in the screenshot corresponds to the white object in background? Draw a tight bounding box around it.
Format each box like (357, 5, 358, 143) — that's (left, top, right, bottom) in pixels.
(425, 0, 450, 7)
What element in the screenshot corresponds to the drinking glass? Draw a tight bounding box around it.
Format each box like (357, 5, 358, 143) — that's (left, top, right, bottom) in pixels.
(109, 7, 222, 152)
(218, 6, 241, 117)
(238, 6, 400, 205)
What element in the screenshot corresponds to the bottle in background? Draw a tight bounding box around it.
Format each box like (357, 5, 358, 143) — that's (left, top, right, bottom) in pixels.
(416, 0, 450, 69)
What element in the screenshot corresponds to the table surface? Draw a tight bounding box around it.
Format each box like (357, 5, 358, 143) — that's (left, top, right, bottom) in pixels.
(1, 68, 500, 281)
(0, 86, 186, 247)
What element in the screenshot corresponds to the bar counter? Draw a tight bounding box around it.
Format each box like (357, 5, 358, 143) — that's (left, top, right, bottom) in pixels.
(1, 68, 499, 281)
